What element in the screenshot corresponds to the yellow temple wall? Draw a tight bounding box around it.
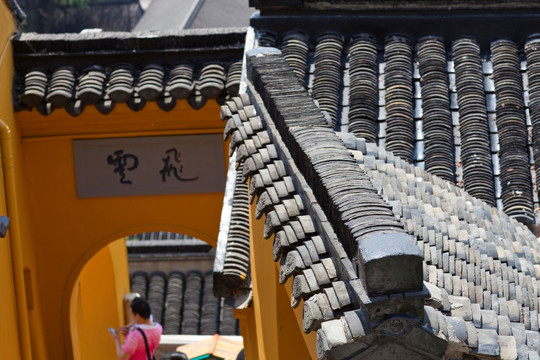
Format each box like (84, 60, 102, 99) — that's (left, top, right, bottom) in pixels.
(1, 6, 315, 357)
(17, 102, 227, 359)
(4, 93, 228, 359)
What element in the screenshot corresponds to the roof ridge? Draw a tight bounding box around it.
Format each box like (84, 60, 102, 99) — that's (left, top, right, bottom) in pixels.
(232, 50, 448, 358)
(15, 27, 248, 43)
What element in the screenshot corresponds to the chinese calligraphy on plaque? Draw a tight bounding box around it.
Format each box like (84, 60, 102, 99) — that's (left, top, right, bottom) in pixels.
(107, 150, 139, 184)
(106, 147, 200, 185)
(73, 135, 225, 198)
(159, 148, 199, 183)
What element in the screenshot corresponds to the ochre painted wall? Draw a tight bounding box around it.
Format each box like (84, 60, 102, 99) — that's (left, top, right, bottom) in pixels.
(248, 199, 316, 360)
(15, 101, 228, 359)
(233, 307, 258, 360)
(0, 2, 22, 359)
(71, 238, 130, 360)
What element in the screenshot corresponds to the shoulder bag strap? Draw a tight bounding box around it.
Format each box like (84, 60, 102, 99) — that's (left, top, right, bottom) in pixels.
(136, 328, 154, 360)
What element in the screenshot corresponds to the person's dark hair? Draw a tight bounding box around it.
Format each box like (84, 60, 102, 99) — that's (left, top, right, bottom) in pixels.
(130, 297, 152, 319)
(236, 349, 245, 360)
(170, 351, 189, 360)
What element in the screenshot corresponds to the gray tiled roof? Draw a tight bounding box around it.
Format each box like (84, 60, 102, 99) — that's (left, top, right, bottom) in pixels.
(12, 28, 246, 115)
(213, 149, 252, 303)
(254, 30, 540, 227)
(130, 270, 239, 336)
(217, 48, 540, 358)
(347, 133, 540, 358)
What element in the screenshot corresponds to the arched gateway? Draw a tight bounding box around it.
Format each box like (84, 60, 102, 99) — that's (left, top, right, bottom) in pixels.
(1, 10, 245, 357)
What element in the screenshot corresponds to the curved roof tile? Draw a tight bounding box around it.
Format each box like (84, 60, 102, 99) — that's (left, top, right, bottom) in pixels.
(12, 29, 246, 114)
(217, 48, 540, 358)
(130, 270, 240, 336)
(264, 29, 540, 226)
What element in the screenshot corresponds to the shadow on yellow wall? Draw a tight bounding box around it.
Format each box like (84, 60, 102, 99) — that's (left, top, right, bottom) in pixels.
(70, 238, 130, 360)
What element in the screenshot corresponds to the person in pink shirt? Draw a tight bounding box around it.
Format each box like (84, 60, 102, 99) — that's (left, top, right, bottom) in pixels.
(110, 297, 163, 360)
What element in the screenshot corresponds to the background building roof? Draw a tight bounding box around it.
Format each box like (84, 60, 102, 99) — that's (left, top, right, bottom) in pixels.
(16, 0, 142, 33)
(248, 10, 540, 227)
(133, 0, 255, 31)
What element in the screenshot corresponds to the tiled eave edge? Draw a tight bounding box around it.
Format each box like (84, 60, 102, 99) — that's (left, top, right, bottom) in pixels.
(250, 0, 540, 12)
(213, 29, 257, 308)
(213, 147, 252, 309)
(229, 49, 448, 359)
(12, 28, 247, 116)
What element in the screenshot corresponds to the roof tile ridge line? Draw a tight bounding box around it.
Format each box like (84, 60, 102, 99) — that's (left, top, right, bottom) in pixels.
(243, 81, 374, 341)
(244, 77, 356, 285)
(245, 51, 424, 294)
(14, 27, 248, 42)
(240, 81, 365, 319)
(244, 80, 436, 344)
(244, 51, 394, 254)
(220, 94, 367, 336)
(12, 28, 248, 56)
